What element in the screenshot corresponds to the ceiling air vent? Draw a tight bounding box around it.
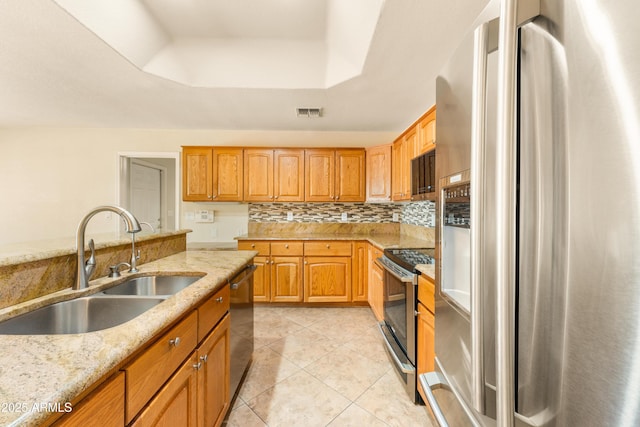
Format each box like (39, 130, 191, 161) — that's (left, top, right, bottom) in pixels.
(296, 108, 323, 118)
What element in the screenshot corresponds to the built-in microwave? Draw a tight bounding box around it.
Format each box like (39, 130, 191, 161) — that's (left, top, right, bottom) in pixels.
(411, 148, 436, 201)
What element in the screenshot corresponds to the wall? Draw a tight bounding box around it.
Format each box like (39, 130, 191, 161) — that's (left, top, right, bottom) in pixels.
(0, 127, 395, 246)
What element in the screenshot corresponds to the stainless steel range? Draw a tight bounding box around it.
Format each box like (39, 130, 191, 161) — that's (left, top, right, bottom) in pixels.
(377, 247, 434, 403)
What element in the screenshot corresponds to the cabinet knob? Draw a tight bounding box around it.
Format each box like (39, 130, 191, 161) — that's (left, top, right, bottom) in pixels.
(200, 355, 208, 363)
(212, 195, 217, 199)
(251, 244, 255, 248)
(193, 362, 202, 370)
(216, 296, 224, 303)
(169, 337, 181, 347)
(304, 261, 308, 265)
(207, 195, 212, 199)
(275, 195, 279, 199)
(285, 244, 289, 249)
(326, 244, 330, 248)
(336, 196, 340, 200)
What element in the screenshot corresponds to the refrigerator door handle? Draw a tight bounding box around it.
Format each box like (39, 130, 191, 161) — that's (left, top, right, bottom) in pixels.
(470, 18, 498, 416)
(495, 1, 540, 426)
(419, 372, 451, 427)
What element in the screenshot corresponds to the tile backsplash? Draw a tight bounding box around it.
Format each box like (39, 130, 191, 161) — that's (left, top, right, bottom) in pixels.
(249, 201, 435, 227)
(401, 201, 436, 227)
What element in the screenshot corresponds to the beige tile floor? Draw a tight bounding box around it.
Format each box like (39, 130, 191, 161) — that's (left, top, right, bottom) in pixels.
(225, 306, 436, 427)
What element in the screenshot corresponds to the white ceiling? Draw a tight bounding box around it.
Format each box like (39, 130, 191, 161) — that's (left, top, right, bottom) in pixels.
(0, 0, 489, 132)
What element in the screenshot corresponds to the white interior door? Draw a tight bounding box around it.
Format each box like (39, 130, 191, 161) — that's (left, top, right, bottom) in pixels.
(130, 162, 162, 230)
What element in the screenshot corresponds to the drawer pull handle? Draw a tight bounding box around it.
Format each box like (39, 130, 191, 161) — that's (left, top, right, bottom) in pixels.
(193, 362, 202, 370)
(169, 337, 181, 347)
(216, 297, 224, 303)
(200, 355, 208, 363)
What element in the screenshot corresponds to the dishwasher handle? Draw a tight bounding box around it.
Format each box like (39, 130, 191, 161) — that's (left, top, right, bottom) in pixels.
(229, 264, 257, 290)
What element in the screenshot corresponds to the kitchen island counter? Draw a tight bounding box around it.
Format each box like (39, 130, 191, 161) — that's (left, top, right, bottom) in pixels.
(0, 249, 256, 427)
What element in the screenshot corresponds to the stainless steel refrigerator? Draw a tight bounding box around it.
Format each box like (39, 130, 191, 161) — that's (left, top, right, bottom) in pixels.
(421, 0, 640, 426)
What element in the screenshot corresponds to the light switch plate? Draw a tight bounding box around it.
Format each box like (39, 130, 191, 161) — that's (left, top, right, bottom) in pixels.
(195, 210, 214, 223)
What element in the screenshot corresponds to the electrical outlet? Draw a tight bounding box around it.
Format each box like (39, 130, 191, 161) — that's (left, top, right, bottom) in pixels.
(393, 213, 399, 222)
(341, 212, 348, 221)
(287, 212, 294, 221)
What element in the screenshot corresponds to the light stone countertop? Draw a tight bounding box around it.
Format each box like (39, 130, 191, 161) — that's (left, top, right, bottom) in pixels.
(416, 264, 436, 281)
(0, 230, 191, 267)
(235, 232, 433, 250)
(0, 249, 256, 427)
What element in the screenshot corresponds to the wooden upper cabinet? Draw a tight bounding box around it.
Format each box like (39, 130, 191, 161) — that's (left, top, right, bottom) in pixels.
(244, 149, 274, 202)
(182, 146, 243, 201)
(305, 149, 335, 202)
(391, 137, 411, 201)
(335, 149, 365, 202)
(366, 144, 392, 202)
(274, 149, 304, 202)
(183, 146, 213, 201)
(244, 148, 304, 202)
(305, 148, 365, 202)
(417, 106, 436, 155)
(212, 148, 243, 201)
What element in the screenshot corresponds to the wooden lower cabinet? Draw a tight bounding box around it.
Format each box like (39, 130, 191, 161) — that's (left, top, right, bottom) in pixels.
(252, 256, 271, 302)
(53, 373, 125, 427)
(367, 244, 384, 321)
(132, 356, 199, 427)
(352, 242, 368, 302)
(304, 256, 352, 302)
(197, 315, 230, 427)
(416, 274, 436, 402)
(271, 256, 303, 302)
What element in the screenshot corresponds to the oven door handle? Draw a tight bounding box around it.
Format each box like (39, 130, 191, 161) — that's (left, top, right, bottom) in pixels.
(378, 323, 415, 374)
(376, 257, 414, 283)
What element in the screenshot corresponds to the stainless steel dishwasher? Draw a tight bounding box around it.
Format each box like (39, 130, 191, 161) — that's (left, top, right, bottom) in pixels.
(228, 264, 256, 400)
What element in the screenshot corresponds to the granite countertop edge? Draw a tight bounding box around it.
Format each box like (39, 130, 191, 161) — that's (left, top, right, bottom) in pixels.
(0, 249, 256, 427)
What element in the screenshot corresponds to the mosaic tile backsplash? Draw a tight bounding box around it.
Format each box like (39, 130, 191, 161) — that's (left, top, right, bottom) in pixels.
(249, 201, 435, 227)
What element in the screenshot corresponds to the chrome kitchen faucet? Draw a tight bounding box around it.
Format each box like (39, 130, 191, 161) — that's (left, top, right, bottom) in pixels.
(74, 205, 141, 290)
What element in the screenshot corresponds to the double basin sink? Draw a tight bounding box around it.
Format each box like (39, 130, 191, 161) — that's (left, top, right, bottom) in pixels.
(0, 275, 203, 335)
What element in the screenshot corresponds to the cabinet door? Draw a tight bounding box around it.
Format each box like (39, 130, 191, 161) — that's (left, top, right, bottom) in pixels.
(252, 256, 271, 302)
(197, 315, 230, 427)
(305, 149, 335, 202)
(213, 148, 243, 201)
(368, 245, 384, 321)
(183, 147, 213, 201)
(352, 242, 368, 302)
(274, 149, 305, 202)
(54, 373, 124, 427)
(132, 355, 198, 427)
(244, 149, 274, 202)
(366, 145, 392, 202)
(417, 107, 436, 154)
(271, 256, 303, 302)
(391, 138, 407, 201)
(304, 256, 352, 303)
(335, 149, 365, 202)
(416, 302, 435, 401)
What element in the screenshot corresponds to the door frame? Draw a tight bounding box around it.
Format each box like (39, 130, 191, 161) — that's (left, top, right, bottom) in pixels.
(116, 151, 180, 232)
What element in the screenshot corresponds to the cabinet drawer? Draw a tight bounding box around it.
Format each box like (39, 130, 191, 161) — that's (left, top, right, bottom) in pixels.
(198, 284, 230, 342)
(238, 241, 270, 256)
(304, 241, 352, 256)
(271, 241, 303, 256)
(124, 311, 198, 423)
(418, 275, 435, 314)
